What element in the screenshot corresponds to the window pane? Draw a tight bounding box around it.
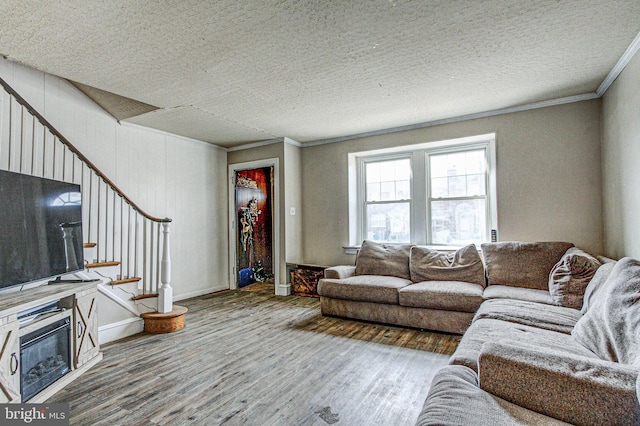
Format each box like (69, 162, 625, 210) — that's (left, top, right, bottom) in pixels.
(367, 183, 380, 201)
(446, 152, 466, 176)
(466, 174, 485, 196)
(430, 199, 486, 245)
(448, 175, 467, 197)
(431, 177, 448, 198)
(465, 150, 485, 174)
(395, 160, 411, 180)
(366, 202, 410, 243)
(366, 162, 381, 183)
(396, 180, 410, 199)
(380, 182, 395, 201)
(380, 163, 396, 182)
(430, 156, 448, 178)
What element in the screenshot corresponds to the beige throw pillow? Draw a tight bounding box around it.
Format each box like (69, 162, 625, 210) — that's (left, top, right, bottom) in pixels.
(410, 244, 485, 286)
(548, 247, 601, 309)
(355, 240, 412, 280)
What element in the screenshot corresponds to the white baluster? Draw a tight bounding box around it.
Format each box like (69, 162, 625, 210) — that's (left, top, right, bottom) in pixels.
(157, 221, 173, 313)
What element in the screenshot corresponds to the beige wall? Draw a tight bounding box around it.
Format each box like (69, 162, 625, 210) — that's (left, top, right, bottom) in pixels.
(284, 142, 303, 264)
(602, 50, 640, 259)
(302, 100, 604, 266)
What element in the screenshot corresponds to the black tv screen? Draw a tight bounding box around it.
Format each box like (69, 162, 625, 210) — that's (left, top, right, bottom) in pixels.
(0, 170, 84, 290)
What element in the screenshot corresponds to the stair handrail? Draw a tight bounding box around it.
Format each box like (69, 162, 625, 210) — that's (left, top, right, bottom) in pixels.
(0, 76, 171, 224)
(1, 75, 174, 313)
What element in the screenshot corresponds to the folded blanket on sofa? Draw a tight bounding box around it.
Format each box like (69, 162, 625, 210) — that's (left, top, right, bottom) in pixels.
(572, 257, 640, 364)
(473, 298, 582, 334)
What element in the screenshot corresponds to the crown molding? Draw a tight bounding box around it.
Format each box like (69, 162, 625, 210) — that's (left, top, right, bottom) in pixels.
(225, 137, 284, 152)
(283, 137, 302, 147)
(226, 136, 302, 152)
(597, 30, 640, 96)
(227, 29, 640, 152)
(302, 92, 600, 147)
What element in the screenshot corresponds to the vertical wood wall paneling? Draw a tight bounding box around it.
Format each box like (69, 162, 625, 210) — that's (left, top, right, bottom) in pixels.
(0, 57, 229, 301)
(0, 91, 8, 170)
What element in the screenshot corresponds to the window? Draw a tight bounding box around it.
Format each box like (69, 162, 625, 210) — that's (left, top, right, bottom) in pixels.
(51, 191, 82, 206)
(349, 134, 496, 247)
(428, 149, 487, 245)
(363, 157, 411, 243)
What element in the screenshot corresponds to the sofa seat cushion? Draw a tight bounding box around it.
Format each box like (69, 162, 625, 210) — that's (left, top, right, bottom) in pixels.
(417, 365, 570, 426)
(449, 318, 598, 372)
(473, 299, 582, 334)
(399, 281, 484, 313)
(483, 285, 556, 305)
(317, 275, 411, 304)
(481, 241, 574, 290)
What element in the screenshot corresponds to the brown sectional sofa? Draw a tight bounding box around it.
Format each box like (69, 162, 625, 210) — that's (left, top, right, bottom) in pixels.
(318, 240, 640, 425)
(318, 240, 572, 334)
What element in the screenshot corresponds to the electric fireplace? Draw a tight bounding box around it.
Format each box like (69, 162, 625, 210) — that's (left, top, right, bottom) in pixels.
(20, 318, 71, 401)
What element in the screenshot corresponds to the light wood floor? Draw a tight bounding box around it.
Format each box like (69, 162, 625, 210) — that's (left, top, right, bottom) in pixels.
(50, 284, 460, 426)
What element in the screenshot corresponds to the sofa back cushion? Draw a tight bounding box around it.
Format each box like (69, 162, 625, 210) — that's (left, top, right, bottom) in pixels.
(355, 240, 412, 280)
(481, 241, 574, 290)
(410, 244, 485, 286)
(548, 247, 602, 309)
(572, 257, 640, 364)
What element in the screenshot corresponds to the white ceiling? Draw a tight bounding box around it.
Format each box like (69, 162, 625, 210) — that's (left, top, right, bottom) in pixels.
(1, 1, 640, 148)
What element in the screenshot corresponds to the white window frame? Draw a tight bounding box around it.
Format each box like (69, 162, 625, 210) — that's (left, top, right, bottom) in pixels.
(348, 133, 497, 247)
(358, 153, 413, 244)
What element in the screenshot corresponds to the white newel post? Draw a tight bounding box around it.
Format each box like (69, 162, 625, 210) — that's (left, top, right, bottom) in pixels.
(158, 221, 173, 313)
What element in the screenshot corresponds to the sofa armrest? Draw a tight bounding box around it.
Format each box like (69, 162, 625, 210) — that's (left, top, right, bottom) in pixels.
(324, 265, 356, 279)
(478, 340, 640, 426)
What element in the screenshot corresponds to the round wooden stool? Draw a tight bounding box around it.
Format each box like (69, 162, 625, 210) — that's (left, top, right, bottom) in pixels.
(141, 305, 188, 334)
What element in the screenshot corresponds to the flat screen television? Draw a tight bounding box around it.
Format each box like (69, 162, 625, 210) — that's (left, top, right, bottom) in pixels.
(0, 170, 84, 290)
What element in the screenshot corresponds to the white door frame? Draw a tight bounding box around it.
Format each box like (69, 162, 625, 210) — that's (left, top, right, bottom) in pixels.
(228, 158, 280, 294)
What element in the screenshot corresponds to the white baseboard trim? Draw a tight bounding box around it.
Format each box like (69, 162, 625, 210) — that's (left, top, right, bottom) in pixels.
(276, 283, 291, 296)
(174, 284, 229, 301)
(99, 317, 144, 345)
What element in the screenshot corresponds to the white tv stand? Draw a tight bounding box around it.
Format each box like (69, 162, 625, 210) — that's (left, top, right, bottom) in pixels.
(0, 281, 102, 403)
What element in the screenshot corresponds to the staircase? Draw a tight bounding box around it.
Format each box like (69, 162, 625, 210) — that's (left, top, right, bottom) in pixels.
(0, 76, 176, 339)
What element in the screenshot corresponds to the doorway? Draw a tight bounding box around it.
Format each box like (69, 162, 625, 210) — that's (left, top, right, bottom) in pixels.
(228, 159, 280, 293)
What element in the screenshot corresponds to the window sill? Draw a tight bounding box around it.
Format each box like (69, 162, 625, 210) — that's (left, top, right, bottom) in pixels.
(343, 244, 469, 255)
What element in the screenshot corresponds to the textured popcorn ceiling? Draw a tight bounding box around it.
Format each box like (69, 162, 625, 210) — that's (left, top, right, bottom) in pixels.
(1, 1, 640, 148)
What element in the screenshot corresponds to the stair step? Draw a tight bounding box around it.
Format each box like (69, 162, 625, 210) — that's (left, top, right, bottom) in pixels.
(83, 242, 97, 248)
(111, 277, 142, 286)
(86, 261, 121, 269)
(132, 293, 158, 301)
